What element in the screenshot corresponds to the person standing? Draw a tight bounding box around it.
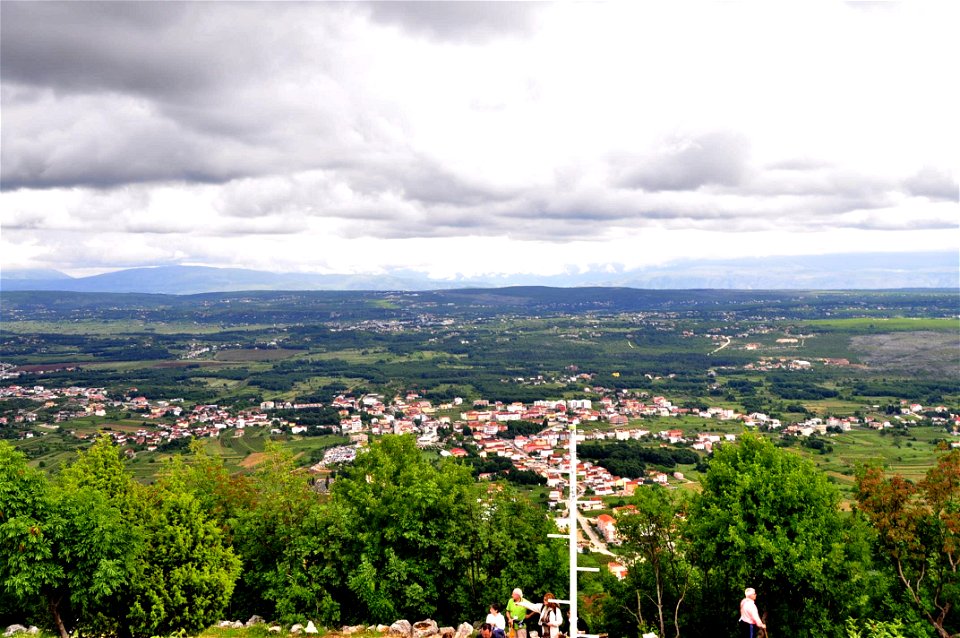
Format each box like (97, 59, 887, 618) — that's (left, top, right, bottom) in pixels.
(506, 588, 534, 638)
(739, 587, 767, 637)
(539, 593, 563, 638)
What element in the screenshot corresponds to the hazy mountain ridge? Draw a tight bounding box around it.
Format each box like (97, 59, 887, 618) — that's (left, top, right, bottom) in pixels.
(2, 252, 957, 294)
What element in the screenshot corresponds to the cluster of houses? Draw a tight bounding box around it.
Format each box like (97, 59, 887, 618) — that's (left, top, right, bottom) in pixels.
(0, 384, 291, 448)
(5, 382, 958, 454)
(0, 384, 110, 429)
(5, 384, 960, 556)
(4, 381, 959, 582)
(782, 404, 958, 437)
(743, 356, 857, 371)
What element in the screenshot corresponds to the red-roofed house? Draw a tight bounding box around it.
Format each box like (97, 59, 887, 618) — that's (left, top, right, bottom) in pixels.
(607, 562, 628, 580)
(596, 514, 617, 542)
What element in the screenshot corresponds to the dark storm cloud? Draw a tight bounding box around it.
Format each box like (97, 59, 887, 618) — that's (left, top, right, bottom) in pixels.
(2, 1, 953, 260)
(0, 2, 287, 99)
(365, 2, 540, 42)
(0, 87, 290, 190)
(2, 211, 48, 231)
(616, 132, 751, 192)
(0, 2, 357, 189)
(3, 2, 205, 96)
(401, 169, 516, 207)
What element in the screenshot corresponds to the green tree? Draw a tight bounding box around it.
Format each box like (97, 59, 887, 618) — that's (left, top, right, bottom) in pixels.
(57, 435, 139, 506)
(125, 485, 242, 637)
(229, 443, 342, 625)
(844, 618, 908, 638)
(687, 434, 871, 637)
(158, 439, 255, 536)
(331, 435, 482, 623)
(856, 450, 960, 638)
(471, 485, 567, 612)
(616, 486, 694, 638)
(0, 441, 139, 638)
(331, 435, 566, 624)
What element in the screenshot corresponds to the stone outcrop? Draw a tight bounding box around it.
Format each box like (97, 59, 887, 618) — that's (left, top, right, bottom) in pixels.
(413, 619, 439, 638)
(454, 621, 474, 638)
(212, 614, 496, 637)
(342, 625, 367, 634)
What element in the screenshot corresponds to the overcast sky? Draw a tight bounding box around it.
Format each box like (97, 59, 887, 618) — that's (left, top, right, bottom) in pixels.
(2, 2, 957, 280)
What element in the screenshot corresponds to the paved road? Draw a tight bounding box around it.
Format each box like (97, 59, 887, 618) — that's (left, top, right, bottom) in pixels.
(576, 511, 615, 556)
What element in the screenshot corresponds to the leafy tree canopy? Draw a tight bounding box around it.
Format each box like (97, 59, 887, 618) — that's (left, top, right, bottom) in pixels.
(856, 449, 960, 638)
(687, 434, 872, 638)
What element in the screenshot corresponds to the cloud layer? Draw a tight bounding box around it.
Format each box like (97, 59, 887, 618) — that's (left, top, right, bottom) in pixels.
(1, 2, 957, 278)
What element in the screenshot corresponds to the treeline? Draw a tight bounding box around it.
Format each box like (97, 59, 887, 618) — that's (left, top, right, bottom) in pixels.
(768, 373, 839, 400)
(499, 420, 547, 439)
(4, 433, 958, 638)
(4, 289, 957, 324)
(272, 405, 343, 426)
(852, 379, 959, 404)
(0, 436, 565, 638)
(578, 440, 700, 478)
(594, 436, 959, 638)
(465, 455, 546, 486)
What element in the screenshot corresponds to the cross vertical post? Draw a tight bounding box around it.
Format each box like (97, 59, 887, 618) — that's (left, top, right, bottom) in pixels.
(569, 421, 579, 637)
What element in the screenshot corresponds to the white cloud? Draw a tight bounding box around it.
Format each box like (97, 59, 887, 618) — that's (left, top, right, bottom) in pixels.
(1, 2, 957, 280)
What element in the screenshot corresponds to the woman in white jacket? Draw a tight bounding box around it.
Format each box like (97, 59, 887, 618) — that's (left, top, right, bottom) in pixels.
(539, 593, 563, 638)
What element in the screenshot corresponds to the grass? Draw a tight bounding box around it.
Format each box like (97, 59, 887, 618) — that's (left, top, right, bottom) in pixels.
(800, 317, 959, 332)
(640, 415, 743, 435)
(287, 376, 366, 398)
(785, 427, 947, 503)
(200, 430, 270, 469)
(802, 399, 867, 415)
(306, 349, 460, 365)
(214, 349, 304, 362)
(305, 349, 391, 363)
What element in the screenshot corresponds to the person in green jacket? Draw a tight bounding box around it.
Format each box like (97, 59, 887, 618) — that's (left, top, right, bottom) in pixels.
(506, 588, 535, 638)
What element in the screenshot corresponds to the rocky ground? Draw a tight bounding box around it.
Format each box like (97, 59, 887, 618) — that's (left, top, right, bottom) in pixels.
(851, 331, 960, 376)
(5, 618, 480, 638)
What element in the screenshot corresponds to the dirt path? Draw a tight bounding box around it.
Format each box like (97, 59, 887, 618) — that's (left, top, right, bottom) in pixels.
(710, 336, 732, 355)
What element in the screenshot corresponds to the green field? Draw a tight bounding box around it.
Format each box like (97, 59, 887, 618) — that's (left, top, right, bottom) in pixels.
(214, 349, 304, 362)
(800, 317, 959, 332)
(791, 427, 947, 493)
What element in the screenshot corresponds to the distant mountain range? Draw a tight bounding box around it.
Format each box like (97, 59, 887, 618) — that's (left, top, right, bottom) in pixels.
(1, 252, 957, 294)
